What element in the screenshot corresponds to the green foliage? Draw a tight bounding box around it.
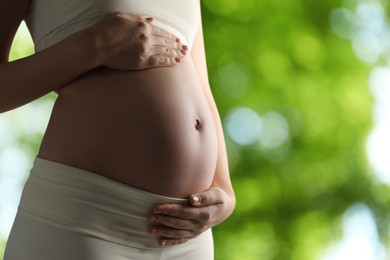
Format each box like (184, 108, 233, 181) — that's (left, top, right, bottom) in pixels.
(201, 0, 388, 259)
(0, 239, 5, 259)
(1, 0, 389, 259)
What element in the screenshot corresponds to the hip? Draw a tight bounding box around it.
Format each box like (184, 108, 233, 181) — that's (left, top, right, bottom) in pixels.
(4, 157, 214, 259)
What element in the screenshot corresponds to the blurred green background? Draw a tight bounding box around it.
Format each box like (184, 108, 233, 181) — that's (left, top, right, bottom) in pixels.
(1, 0, 390, 259)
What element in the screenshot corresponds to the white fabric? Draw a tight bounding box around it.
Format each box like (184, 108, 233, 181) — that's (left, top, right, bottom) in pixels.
(24, 0, 200, 52)
(4, 157, 214, 259)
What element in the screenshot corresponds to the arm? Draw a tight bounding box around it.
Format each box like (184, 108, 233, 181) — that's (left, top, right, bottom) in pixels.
(0, 0, 99, 113)
(147, 1, 236, 247)
(0, 2, 186, 114)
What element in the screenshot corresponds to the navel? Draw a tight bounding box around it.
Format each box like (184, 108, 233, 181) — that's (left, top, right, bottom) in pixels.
(195, 118, 202, 131)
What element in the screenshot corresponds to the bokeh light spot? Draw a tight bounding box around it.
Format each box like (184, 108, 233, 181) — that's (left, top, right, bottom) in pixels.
(290, 33, 326, 70)
(258, 112, 289, 149)
(225, 107, 262, 146)
(355, 2, 385, 34)
(329, 8, 356, 39)
(368, 67, 390, 107)
(320, 204, 386, 260)
(366, 122, 390, 184)
(352, 30, 381, 64)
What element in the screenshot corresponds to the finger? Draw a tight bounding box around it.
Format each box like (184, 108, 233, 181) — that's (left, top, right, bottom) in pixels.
(150, 24, 179, 42)
(151, 204, 215, 223)
(146, 55, 180, 68)
(158, 237, 190, 247)
(150, 45, 186, 59)
(152, 204, 195, 219)
(148, 225, 194, 239)
(189, 187, 225, 207)
(151, 38, 187, 58)
(152, 36, 184, 50)
(148, 213, 197, 230)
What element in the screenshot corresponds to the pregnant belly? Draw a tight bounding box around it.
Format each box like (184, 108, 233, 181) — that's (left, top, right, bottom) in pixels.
(38, 57, 218, 198)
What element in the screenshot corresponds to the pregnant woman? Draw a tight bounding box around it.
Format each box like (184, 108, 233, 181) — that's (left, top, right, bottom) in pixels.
(1, 0, 235, 259)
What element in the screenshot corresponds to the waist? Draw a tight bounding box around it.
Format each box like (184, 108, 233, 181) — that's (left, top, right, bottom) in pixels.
(18, 157, 189, 248)
(39, 58, 218, 197)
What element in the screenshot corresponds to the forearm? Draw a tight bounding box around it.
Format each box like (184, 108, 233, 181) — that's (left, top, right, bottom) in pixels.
(0, 28, 99, 113)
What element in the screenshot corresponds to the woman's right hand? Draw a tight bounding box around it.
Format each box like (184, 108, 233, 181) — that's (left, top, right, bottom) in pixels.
(89, 12, 188, 70)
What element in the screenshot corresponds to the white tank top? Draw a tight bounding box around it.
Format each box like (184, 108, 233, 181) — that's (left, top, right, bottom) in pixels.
(24, 0, 200, 52)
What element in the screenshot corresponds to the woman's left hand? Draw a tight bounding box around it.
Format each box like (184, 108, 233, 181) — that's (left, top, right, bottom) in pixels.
(146, 187, 234, 247)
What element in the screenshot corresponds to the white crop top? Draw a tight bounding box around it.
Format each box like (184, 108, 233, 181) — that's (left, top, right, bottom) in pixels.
(24, 0, 200, 52)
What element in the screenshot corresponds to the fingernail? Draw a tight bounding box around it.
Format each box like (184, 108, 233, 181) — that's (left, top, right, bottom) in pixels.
(190, 194, 201, 205)
(175, 57, 181, 63)
(182, 45, 188, 51)
(146, 17, 153, 22)
(181, 50, 186, 55)
(176, 38, 181, 43)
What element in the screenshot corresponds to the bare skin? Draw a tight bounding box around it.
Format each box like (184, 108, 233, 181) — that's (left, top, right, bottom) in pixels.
(38, 56, 218, 197)
(147, 4, 236, 245)
(0, 12, 185, 113)
(1, 0, 235, 247)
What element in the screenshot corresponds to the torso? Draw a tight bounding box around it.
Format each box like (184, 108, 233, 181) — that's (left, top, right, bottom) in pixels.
(38, 57, 218, 198)
(24, 0, 217, 198)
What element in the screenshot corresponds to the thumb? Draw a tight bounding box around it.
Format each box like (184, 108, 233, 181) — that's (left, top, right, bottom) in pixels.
(189, 187, 223, 207)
